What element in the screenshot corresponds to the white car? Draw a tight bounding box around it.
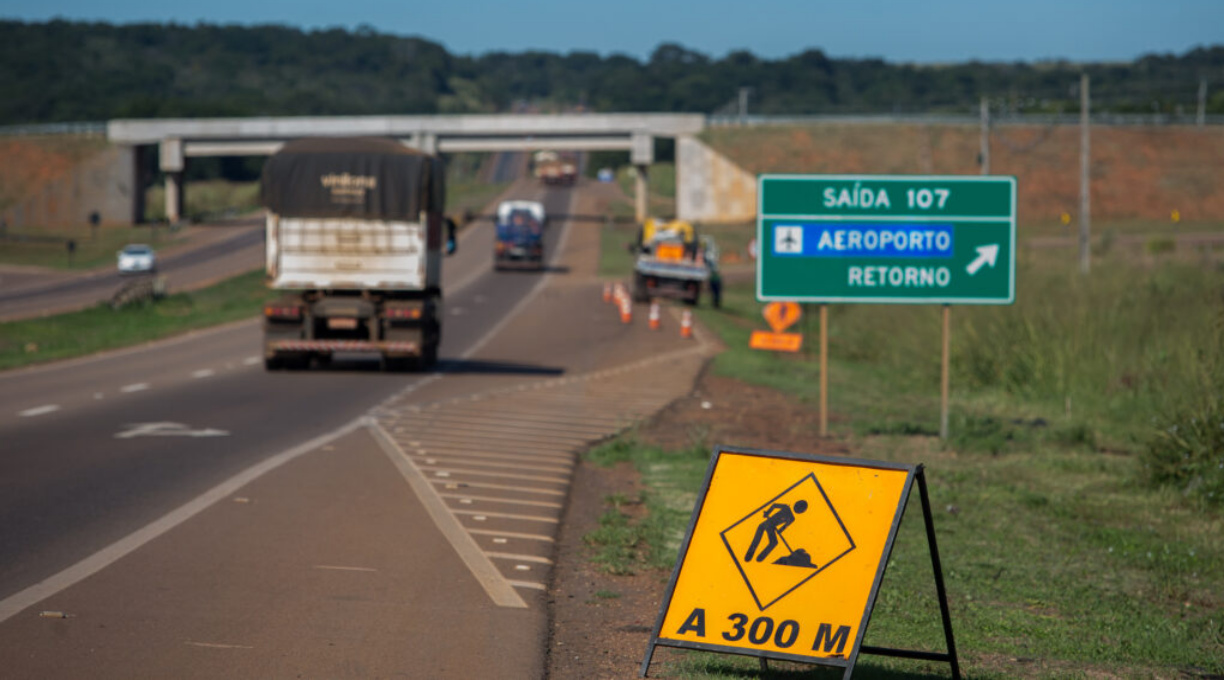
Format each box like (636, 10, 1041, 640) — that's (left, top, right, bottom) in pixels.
(117, 244, 156, 274)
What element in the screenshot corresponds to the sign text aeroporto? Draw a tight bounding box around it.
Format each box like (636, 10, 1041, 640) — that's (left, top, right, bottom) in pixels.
(757, 174, 1016, 305)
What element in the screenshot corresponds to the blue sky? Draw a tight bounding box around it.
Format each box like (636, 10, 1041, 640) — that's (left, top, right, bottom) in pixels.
(1, 0, 1220, 63)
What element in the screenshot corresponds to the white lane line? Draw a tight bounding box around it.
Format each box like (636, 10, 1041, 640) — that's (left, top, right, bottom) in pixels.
(507, 580, 546, 591)
(191, 369, 215, 379)
(242, 356, 260, 366)
(452, 509, 558, 523)
(467, 529, 556, 543)
(0, 417, 370, 625)
(313, 565, 377, 572)
(19, 405, 60, 418)
(119, 382, 149, 393)
(370, 422, 528, 609)
(430, 480, 566, 496)
(485, 552, 552, 564)
(438, 493, 563, 509)
(186, 641, 255, 650)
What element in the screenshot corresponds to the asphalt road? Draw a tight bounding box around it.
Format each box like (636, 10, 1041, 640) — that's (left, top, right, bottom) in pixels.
(0, 179, 712, 677)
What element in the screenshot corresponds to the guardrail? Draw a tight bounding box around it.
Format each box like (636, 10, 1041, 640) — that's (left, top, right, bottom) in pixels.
(708, 113, 1224, 127)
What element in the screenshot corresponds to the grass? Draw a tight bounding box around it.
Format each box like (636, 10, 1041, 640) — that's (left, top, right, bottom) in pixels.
(0, 224, 187, 270)
(145, 180, 262, 223)
(585, 247, 1224, 677)
(0, 270, 275, 370)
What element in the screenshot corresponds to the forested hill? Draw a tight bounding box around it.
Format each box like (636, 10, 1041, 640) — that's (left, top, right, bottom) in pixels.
(2, 19, 1223, 125)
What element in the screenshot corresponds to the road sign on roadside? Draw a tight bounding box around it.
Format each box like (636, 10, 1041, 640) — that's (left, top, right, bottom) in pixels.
(757, 175, 1016, 305)
(750, 302, 803, 352)
(641, 447, 961, 678)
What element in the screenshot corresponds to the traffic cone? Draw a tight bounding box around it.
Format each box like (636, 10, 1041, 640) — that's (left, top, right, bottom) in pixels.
(602, 282, 612, 303)
(648, 301, 661, 330)
(620, 298, 632, 324)
(680, 309, 693, 339)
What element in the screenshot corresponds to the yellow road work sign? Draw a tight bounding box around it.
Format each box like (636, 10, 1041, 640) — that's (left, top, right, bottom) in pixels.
(641, 447, 961, 677)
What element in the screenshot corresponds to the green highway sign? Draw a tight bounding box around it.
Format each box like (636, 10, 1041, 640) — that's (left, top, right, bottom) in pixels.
(757, 174, 1016, 305)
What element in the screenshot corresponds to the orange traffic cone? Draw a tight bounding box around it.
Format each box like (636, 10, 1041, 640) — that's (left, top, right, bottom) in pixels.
(602, 282, 612, 303)
(648, 301, 661, 330)
(680, 309, 693, 339)
(620, 298, 632, 324)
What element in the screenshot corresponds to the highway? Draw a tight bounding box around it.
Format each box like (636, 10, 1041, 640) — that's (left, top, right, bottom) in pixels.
(0, 179, 713, 677)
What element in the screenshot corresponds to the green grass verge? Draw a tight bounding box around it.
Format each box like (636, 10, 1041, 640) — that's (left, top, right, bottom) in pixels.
(0, 224, 188, 270)
(0, 269, 274, 371)
(585, 249, 1224, 677)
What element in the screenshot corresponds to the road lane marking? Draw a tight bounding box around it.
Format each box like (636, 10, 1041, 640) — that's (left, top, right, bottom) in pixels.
(119, 382, 149, 393)
(0, 417, 368, 625)
(115, 422, 229, 439)
(486, 552, 552, 564)
(313, 565, 377, 572)
(439, 493, 563, 508)
(429, 480, 565, 496)
(186, 642, 255, 650)
(242, 356, 260, 366)
(370, 421, 528, 609)
(452, 509, 558, 523)
(191, 369, 215, 379)
(507, 580, 546, 590)
(18, 405, 60, 417)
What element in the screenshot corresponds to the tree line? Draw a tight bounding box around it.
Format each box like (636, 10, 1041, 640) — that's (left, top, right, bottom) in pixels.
(2, 19, 1222, 126)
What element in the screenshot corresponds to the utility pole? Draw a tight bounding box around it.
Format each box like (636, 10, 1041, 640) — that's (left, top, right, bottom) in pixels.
(1198, 79, 1208, 127)
(979, 96, 991, 175)
(1079, 73, 1091, 275)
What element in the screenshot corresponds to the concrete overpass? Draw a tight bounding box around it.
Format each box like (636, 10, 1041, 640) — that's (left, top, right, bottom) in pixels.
(107, 114, 705, 224)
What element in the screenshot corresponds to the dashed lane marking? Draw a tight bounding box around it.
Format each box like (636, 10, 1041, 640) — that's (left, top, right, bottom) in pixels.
(242, 356, 260, 366)
(119, 382, 150, 393)
(430, 480, 565, 496)
(191, 369, 216, 379)
(468, 529, 555, 542)
(485, 552, 553, 564)
(18, 405, 60, 417)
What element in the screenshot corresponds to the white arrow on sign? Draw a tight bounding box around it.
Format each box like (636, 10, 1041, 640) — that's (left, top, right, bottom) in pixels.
(965, 244, 1000, 276)
(115, 422, 230, 439)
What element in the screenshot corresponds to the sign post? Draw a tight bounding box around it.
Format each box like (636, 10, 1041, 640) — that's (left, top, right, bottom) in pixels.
(756, 174, 1017, 438)
(641, 446, 959, 678)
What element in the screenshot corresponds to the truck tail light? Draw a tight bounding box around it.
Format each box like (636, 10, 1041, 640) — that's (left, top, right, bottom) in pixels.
(264, 305, 302, 319)
(385, 307, 423, 320)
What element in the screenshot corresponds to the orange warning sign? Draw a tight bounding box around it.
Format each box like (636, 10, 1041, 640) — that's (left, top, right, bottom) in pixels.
(750, 331, 803, 353)
(762, 301, 801, 333)
(643, 448, 918, 672)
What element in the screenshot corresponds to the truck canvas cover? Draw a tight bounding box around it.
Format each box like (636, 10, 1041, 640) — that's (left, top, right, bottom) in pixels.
(261, 137, 444, 219)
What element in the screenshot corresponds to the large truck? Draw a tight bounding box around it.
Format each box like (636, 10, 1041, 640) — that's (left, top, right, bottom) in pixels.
(493, 200, 547, 270)
(260, 137, 456, 371)
(532, 150, 577, 186)
(631, 218, 720, 307)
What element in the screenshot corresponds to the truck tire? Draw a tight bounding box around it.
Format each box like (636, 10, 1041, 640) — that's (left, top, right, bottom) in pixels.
(685, 282, 701, 307)
(632, 273, 650, 303)
(381, 354, 413, 372)
(264, 354, 284, 371)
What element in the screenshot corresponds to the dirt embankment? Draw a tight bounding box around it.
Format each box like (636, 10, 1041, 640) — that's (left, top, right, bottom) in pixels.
(705, 124, 1224, 224)
(0, 135, 117, 229)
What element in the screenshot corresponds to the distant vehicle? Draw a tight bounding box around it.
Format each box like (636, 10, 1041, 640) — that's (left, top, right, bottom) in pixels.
(117, 244, 156, 274)
(631, 218, 720, 307)
(260, 137, 457, 371)
(494, 200, 546, 270)
(532, 150, 577, 186)
(597, 168, 614, 183)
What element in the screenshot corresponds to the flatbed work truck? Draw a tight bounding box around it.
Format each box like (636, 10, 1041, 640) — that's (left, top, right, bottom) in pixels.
(260, 137, 456, 371)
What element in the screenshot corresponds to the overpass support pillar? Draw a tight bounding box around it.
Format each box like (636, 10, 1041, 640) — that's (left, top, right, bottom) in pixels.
(634, 165, 649, 224)
(631, 131, 654, 224)
(159, 138, 186, 224)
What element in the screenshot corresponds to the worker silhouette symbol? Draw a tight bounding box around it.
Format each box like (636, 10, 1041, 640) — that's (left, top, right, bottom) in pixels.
(744, 499, 812, 566)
